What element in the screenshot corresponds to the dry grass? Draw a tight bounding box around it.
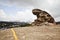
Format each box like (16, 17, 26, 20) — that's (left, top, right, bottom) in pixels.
(0, 25, 60, 40)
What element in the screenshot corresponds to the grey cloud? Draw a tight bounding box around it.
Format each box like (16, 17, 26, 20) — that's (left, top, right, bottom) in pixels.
(0, 0, 60, 22)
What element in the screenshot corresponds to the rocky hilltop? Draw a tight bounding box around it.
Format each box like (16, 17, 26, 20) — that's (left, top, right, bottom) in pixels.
(31, 9, 56, 26)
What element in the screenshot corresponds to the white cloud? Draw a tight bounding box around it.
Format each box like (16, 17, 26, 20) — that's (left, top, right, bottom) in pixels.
(0, 9, 11, 21)
(0, 0, 60, 22)
(15, 9, 36, 22)
(55, 17, 60, 22)
(0, 9, 7, 20)
(0, 9, 36, 22)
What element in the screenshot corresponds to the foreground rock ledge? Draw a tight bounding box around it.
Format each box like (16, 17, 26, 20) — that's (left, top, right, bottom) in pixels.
(0, 25, 60, 40)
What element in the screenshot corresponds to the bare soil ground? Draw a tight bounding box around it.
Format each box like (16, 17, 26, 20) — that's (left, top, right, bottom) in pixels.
(0, 25, 60, 40)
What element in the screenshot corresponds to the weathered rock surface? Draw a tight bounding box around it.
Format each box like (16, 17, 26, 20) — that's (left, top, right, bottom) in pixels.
(32, 9, 56, 26)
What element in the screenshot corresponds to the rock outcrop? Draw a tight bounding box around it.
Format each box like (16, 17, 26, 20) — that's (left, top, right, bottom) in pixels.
(32, 9, 56, 26)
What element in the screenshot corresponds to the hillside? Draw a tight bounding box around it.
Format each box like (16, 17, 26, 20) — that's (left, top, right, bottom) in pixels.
(0, 25, 60, 40)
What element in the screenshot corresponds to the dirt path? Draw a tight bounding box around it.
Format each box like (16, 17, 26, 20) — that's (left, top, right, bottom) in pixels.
(0, 25, 60, 40)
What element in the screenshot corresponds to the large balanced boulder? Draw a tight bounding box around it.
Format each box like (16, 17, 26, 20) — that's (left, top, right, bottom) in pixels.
(32, 9, 56, 26)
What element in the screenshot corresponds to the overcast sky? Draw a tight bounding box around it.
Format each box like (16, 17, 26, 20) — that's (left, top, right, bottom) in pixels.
(0, 0, 60, 22)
